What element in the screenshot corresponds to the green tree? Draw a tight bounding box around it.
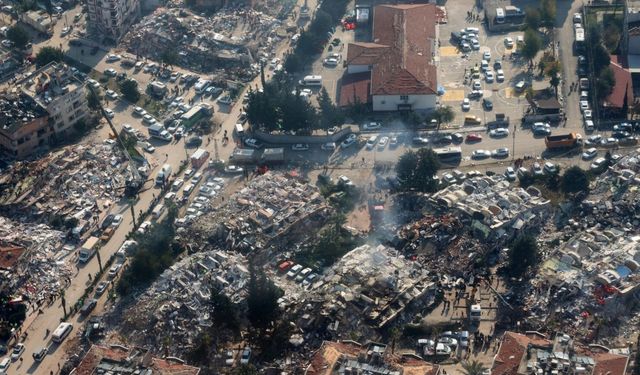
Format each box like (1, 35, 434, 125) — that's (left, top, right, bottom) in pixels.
(210, 288, 239, 331)
(433, 106, 455, 129)
(188, 333, 212, 365)
(284, 53, 302, 73)
(507, 235, 539, 277)
(161, 49, 179, 68)
(545, 60, 562, 97)
(87, 89, 101, 111)
(35, 46, 64, 67)
(592, 44, 611, 75)
(318, 87, 344, 131)
(603, 24, 621, 53)
(247, 262, 282, 329)
(6, 25, 29, 50)
(596, 66, 615, 102)
(119, 79, 140, 103)
(524, 7, 541, 30)
(461, 360, 488, 375)
(233, 365, 258, 375)
(521, 29, 542, 65)
(540, 0, 557, 27)
(310, 10, 332, 35)
(561, 166, 590, 195)
(395, 148, 440, 192)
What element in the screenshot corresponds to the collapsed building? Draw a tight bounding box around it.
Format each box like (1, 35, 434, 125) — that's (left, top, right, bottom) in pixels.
(0, 216, 73, 304)
(0, 143, 132, 228)
(113, 250, 249, 355)
(121, 6, 295, 75)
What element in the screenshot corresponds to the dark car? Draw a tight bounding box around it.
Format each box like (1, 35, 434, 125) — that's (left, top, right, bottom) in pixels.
(612, 131, 631, 139)
(100, 214, 115, 230)
(434, 135, 452, 145)
(451, 133, 464, 143)
(483, 98, 493, 110)
(80, 299, 98, 315)
(450, 31, 462, 43)
(186, 136, 203, 147)
(619, 136, 638, 146)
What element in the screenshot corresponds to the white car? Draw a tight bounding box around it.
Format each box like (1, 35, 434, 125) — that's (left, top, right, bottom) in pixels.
(122, 123, 134, 133)
(492, 148, 510, 158)
(341, 134, 357, 148)
(580, 100, 589, 112)
(377, 136, 389, 149)
(471, 149, 491, 159)
(105, 89, 118, 100)
(583, 110, 592, 120)
(291, 143, 309, 151)
(104, 68, 117, 76)
(504, 37, 514, 48)
(543, 162, 558, 174)
(504, 167, 517, 181)
(489, 128, 509, 137)
(472, 80, 482, 90)
(442, 173, 457, 185)
(483, 51, 491, 61)
(106, 54, 121, 62)
(111, 214, 123, 227)
(582, 147, 597, 160)
(133, 106, 147, 116)
(496, 69, 504, 82)
(533, 163, 544, 176)
(462, 98, 470, 111)
(321, 142, 336, 151)
(585, 135, 602, 145)
(485, 70, 494, 83)
(103, 108, 115, 119)
(471, 39, 480, 50)
(137, 221, 151, 234)
(142, 114, 156, 125)
(366, 136, 378, 150)
(590, 157, 607, 171)
(362, 122, 382, 130)
(11, 343, 25, 361)
(87, 79, 100, 89)
(323, 57, 339, 66)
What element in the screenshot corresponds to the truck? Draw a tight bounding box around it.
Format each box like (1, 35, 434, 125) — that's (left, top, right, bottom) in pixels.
(148, 124, 164, 137)
(190, 148, 210, 169)
(78, 236, 99, 263)
(545, 133, 581, 149)
(260, 147, 285, 164)
(487, 113, 510, 129)
(229, 148, 256, 164)
(155, 164, 172, 185)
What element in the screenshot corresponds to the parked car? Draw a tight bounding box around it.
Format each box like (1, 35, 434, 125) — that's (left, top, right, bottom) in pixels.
(341, 134, 357, 148)
(489, 128, 509, 137)
(362, 122, 382, 130)
(504, 167, 517, 181)
(10, 343, 25, 361)
(466, 133, 483, 142)
(492, 148, 510, 158)
(471, 150, 491, 159)
(291, 143, 310, 151)
(582, 147, 597, 160)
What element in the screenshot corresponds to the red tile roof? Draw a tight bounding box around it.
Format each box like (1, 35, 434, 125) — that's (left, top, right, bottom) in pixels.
(346, 43, 389, 66)
(492, 332, 552, 375)
(345, 4, 438, 96)
(0, 245, 25, 270)
(591, 352, 629, 375)
(605, 56, 634, 109)
(339, 72, 371, 107)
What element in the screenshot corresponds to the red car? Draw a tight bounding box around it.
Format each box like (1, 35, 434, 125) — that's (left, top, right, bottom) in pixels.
(466, 133, 483, 142)
(278, 261, 293, 273)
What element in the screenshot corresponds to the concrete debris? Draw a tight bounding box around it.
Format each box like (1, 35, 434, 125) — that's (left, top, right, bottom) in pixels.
(0, 216, 74, 304)
(189, 172, 331, 253)
(111, 250, 249, 355)
(0, 142, 132, 230)
(121, 5, 296, 75)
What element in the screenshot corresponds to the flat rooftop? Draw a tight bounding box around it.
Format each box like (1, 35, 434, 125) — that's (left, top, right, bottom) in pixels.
(0, 93, 48, 132)
(18, 62, 82, 108)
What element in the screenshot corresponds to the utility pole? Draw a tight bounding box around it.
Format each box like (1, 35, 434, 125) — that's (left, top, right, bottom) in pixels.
(130, 204, 137, 228)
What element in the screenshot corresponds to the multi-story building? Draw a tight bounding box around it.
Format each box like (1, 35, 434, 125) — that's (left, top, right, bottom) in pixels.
(0, 63, 89, 159)
(86, 0, 140, 42)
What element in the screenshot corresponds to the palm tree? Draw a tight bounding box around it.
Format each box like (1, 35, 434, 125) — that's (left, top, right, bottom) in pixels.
(461, 360, 488, 375)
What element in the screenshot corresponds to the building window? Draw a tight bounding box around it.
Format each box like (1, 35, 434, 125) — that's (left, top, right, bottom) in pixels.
(400, 95, 408, 101)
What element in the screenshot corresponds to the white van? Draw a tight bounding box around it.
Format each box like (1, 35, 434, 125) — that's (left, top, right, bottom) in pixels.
(235, 123, 244, 136)
(470, 304, 482, 321)
(152, 203, 165, 219)
(496, 8, 505, 23)
(194, 79, 211, 94)
(52, 322, 73, 343)
(298, 75, 322, 86)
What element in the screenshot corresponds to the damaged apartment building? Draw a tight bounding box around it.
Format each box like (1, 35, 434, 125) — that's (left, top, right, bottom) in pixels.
(121, 6, 294, 75)
(190, 172, 331, 254)
(0, 62, 89, 159)
(114, 250, 249, 354)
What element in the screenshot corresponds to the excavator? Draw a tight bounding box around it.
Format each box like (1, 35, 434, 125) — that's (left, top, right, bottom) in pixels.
(87, 84, 145, 197)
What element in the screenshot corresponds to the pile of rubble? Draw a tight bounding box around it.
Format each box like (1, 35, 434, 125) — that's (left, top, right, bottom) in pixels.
(283, 244, 437, 343)
(0, 216, 73, 304)
(516, 152, 640, 343)
(189, 172, 331, 253)
(0, 143, 132, 227)
(113, 250, 249, 354)
(122, 6, 294, 75)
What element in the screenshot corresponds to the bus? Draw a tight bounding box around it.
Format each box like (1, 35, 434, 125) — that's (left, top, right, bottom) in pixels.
(52, 322, 73, 343)
(433, 146, 462, 164)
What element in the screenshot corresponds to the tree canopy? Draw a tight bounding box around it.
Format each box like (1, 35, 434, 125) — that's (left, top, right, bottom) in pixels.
(596, 67, 615, 101)
(561, 166, 590, 195)
(524, 7, 541, 30)
(87, 88, 101, 111)
(461, 360, 488, 375)
(507, 235, 539, 277)
(35, 46, 64, 67)
(247, 262, 282, 329)
(119, 79, 141, 103)
(318, 87, 344, 131)
(395, 148, 440, 192)
(521, 29, 542, 63)
(7, 25, 30, 50)
(539, 0, 556, 27)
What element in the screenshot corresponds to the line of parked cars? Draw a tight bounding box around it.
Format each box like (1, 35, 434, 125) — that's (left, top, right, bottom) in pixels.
(278, 261, 318, 286)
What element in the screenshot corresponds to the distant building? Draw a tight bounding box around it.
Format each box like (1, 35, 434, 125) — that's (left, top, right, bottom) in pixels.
(491, 331, 629, 375)
(0, 63, 89, 159)
(342, 4, 438, 112)
(72, 344, 201, 375)
(19, 10, 55, 34)
(86, 0, 140, 42)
